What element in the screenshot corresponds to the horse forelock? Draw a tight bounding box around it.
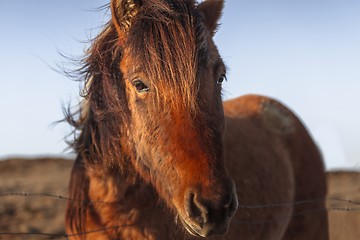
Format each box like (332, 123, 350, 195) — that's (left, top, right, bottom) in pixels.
(124, 0, 210, 111)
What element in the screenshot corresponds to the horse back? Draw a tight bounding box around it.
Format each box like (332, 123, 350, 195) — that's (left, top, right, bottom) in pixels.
(223, 94, 328, 240)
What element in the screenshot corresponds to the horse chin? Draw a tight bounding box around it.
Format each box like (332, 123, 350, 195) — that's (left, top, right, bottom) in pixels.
(179, 217, 204, 237)
(179, 213, 231, 238)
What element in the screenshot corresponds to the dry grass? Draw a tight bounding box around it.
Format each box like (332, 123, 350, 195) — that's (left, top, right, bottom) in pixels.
(327, 171, 360, 240)
(0, 158, 72, 239)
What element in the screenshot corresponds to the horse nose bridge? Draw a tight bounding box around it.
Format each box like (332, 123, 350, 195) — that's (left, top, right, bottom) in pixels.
(169, 125, 220, 174)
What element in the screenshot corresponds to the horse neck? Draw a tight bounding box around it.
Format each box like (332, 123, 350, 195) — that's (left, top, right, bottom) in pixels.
(78, 101, 161, 207)
(85, 154, 156, 207)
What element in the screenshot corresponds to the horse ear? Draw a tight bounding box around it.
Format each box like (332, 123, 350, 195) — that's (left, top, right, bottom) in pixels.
(197, 0, 224, 36)
(111, 0, 141, 43)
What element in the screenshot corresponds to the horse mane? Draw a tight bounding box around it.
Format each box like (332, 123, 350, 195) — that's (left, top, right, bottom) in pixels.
(66, 0, 209, 170)
(66, 22, 127, 170)
(64, 22, 129, 237)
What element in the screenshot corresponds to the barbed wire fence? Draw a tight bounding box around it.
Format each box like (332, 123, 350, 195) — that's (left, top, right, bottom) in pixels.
(1, 192, 360, 239)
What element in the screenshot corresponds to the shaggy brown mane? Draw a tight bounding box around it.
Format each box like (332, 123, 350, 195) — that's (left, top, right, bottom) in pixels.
(66, 22, 127, 169)
(67, 0, 210, 170)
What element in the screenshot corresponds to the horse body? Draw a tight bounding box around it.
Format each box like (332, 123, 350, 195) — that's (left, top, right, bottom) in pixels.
(223, 95, 328, 240)
(66, 0, 328, 239)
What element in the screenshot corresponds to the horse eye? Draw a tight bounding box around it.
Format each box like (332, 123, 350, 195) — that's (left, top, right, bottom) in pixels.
(217, 74, 227, 84)
(133, 80, 149, 92)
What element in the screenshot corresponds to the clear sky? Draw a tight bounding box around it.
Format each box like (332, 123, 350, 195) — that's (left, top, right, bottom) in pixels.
(0, 0, 359, 170)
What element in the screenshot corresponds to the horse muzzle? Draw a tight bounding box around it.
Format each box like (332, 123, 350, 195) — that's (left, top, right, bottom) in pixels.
(181, 182, 238, 237)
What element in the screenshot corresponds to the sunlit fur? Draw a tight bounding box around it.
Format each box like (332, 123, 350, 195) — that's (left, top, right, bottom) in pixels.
(65, 0, 328, 239)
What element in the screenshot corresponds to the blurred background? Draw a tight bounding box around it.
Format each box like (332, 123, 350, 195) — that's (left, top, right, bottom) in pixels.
(0, 0, 359, 170)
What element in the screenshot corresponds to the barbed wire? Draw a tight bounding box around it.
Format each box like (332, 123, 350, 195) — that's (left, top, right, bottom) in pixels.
(0, 224, 132, 240)
(0, 192, 118, 205)
(1, 191, 360, 208)
(0, 231, 66, 239)
(0, 192, 359, 239)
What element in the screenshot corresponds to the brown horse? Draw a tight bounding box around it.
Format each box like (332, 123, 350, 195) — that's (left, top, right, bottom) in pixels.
(65, 0, 328, 239)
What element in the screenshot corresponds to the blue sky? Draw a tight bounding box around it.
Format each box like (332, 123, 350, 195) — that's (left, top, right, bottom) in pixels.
(0, 0, 359, 170)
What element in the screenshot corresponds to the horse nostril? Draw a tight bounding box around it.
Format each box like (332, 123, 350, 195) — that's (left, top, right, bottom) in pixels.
(185, 191, 209, 227)
(224, 185, 238, 218)
(225, 197, 236, 218)
(223, 196, 232, 213)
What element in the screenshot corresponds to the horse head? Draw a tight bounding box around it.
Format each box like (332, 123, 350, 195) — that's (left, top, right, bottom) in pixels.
(110, 0, 238, 237)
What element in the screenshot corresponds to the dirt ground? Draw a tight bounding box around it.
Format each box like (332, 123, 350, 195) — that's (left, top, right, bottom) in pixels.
(0, 158, 72, 240)
(0, 157, 359, 240)
(327, 171, 360, 240)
